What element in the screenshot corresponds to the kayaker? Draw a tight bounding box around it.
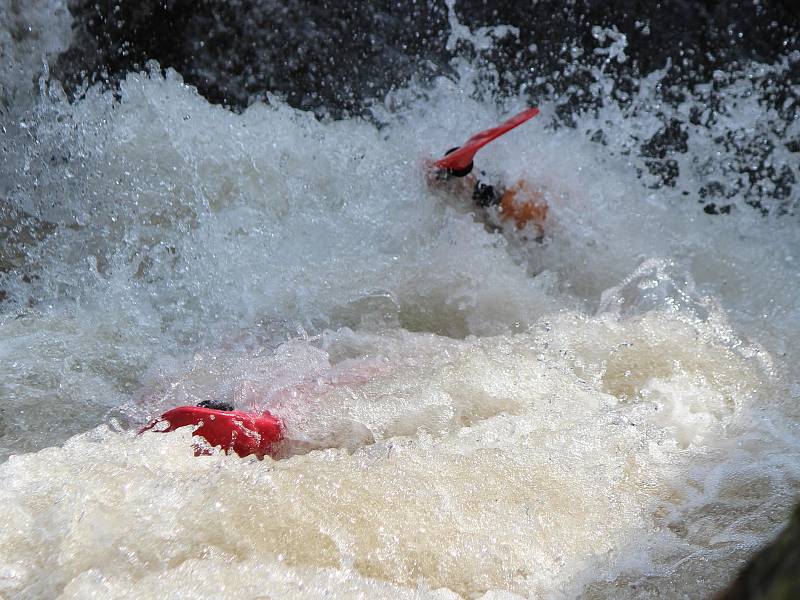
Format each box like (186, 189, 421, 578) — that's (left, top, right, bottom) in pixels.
(426, 107, 548, 238)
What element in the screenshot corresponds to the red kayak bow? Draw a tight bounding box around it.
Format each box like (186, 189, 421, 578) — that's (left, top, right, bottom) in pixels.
(434, 107, 540, 173)
(139, 406, 283, 459)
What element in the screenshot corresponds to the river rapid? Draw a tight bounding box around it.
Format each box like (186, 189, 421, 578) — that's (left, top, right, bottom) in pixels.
(1, 1, 799, 599)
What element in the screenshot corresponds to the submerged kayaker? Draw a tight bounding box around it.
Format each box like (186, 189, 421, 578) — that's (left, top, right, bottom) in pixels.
(428, 152, 548, 238)
(427, 107, 548, 238)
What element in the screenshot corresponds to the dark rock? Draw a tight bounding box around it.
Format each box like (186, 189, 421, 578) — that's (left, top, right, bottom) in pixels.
(54, 0, 451, 114)
(717, 503, 800, 600)
(54, 0, 800, 116)
(642, 120, 689, 160)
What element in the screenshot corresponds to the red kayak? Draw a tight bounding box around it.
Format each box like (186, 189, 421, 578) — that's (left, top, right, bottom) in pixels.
(140, 110, 540, 460)
(434, 107, 539, 175)
(139, 405, 283, 459)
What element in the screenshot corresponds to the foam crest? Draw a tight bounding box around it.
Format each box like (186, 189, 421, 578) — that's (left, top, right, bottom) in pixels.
(1, 307, 785, 599)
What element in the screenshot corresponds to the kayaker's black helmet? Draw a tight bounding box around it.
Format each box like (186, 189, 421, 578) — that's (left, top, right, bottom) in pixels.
(197, 399, 234, 411)
(437, 147, 474, 179)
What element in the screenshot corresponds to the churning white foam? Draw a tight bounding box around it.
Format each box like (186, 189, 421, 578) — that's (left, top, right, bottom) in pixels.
(1, 6, 800, 599)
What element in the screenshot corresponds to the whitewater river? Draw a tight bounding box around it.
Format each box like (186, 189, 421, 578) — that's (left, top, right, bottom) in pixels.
(1, 2, 799, 598)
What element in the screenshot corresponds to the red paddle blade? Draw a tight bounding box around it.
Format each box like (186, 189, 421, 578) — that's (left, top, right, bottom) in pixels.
(140, 406, 283, 459)
(434, 107, 540, 172)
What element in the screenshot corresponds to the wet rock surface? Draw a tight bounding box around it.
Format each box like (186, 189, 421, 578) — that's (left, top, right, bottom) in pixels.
(55, 0, 799, 116)
(55, 0, 451, 114)
(717, 503, 800, 600)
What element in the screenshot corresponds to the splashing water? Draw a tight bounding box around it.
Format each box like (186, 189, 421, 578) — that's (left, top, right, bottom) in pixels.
(1, 1, 799, 599)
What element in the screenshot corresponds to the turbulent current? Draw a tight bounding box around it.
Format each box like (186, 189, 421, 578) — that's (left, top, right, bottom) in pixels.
(1, 1, 799, 599)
